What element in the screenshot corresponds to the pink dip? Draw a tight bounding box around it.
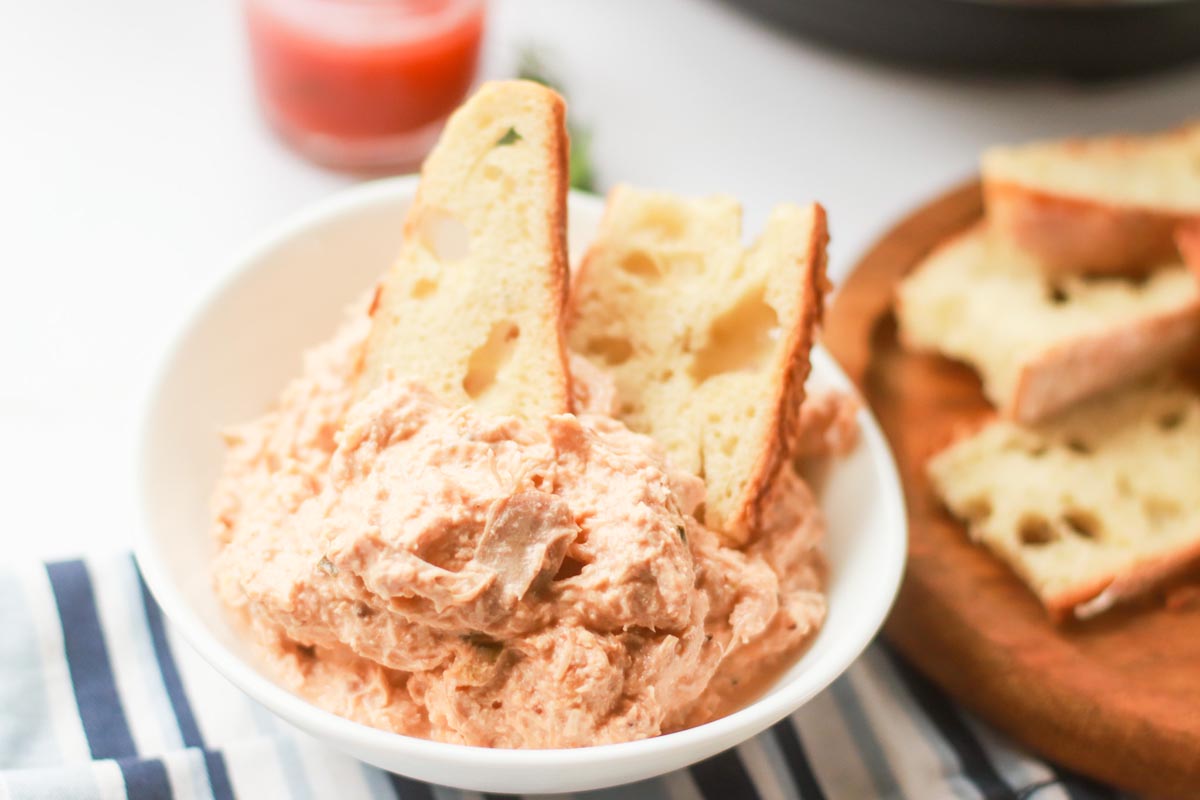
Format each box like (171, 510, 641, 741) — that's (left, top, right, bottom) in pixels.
(212, 309, 854, 748)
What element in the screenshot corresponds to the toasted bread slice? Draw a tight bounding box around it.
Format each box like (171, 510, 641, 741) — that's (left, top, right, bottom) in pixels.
(896, 225, 1200, 423)
(982, 122, 1200, 276)
(358, 80, 571, 419)
(568, 186, 828, 542)
(928, 377, 1200, 621)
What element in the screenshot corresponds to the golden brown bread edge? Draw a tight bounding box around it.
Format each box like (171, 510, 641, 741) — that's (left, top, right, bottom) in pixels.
(984, 181, 1199, 278)
(935, 462, 1200, 622)
(984, 123, 1200, 277)
(545, 90, 572, 409)
(728, 205, 831, 541)
(1043, 539, 1200, 622)
(893, 224, 1200, 424)
(1177, 219, 1200, 275)
(1179, 224, 1200, 374)
(1008, 302, 1200, 424)
(566, 199, 830, 543)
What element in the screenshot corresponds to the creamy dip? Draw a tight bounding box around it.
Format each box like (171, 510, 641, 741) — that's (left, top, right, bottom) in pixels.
(213, 308, 852, 748)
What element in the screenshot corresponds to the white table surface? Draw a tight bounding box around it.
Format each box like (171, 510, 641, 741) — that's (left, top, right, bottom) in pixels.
(4, 0, 1199, 561)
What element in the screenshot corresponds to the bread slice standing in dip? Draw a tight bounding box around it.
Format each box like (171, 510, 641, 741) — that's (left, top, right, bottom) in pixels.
(359, 80, 572, 419)
(568, 185, 829, 543)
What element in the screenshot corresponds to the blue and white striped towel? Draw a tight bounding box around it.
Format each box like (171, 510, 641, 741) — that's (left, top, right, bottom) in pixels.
(1, 555, 1124, 800)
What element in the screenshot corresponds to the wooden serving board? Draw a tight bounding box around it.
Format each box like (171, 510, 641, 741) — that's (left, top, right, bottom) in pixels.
(823, 181, 1200, 799)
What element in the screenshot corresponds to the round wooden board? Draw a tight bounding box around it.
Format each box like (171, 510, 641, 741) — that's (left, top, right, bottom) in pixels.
(823, 181, 1200, 799)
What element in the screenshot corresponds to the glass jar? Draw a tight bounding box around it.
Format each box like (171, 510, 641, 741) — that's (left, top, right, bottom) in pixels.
(244, 0, 486, 171)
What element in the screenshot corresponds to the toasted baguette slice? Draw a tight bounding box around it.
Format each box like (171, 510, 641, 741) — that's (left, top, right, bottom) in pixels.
(568, 186, 828, 542)
(896, 225, 1200, 423)
(928, 378, 1200, 621)
(358, 80, 571, 419)
(982, 122, 1200, 276)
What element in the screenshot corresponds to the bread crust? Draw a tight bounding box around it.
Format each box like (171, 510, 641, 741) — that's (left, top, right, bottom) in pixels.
(544, 89, 572, 413)
(985, 181, 1194, 277)
(963, 514, 1200, 623)
(1176, 219, 1200, 275)
(735, 205, 830, 540)
(1043, 539, 1200, 623)
(1009, 300, 1200, 423)
(568, 192, 830, 543)
(896, 224, 1200, 424)
(984, 121, 1200, 276)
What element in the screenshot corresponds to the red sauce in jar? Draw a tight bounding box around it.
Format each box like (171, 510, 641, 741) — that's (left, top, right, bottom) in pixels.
(245, 0, 485, 169)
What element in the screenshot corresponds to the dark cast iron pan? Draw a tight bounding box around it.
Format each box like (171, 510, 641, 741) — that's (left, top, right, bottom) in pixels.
(722, 0, 1200, 80)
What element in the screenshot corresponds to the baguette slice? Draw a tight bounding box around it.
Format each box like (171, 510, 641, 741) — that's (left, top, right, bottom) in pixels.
(568, 186, 828, 542)
(358, 80, 571, 419)
(928, 378, 1200, 621)
(896, 225, 1200, 423)
(982, 122, 1200, 276)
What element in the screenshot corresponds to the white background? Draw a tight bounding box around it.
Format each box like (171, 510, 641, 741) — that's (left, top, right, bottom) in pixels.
(3, 0, 1199, 559)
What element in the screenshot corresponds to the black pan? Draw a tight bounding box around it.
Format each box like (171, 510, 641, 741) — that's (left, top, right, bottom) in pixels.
(723, 0, 1200, 80)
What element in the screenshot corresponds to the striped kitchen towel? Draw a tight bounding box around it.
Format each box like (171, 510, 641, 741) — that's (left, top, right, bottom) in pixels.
(1, 555, 1124, 800)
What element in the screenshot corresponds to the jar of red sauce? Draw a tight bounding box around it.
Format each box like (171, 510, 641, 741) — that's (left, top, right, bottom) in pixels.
(244, 0, 485, 170)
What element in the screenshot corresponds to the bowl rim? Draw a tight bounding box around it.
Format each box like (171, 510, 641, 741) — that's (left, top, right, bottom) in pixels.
(134, 174, 908, 768)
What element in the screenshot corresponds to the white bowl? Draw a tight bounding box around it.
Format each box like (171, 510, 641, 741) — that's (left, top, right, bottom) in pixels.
(135, 175, 907, 795)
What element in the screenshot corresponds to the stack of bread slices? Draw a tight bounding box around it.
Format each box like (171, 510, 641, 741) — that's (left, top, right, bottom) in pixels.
(897, 123, 1200, 621)
(361, 79, 834, 549)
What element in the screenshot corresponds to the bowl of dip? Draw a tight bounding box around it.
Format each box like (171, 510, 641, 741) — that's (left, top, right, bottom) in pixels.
(135, 175, 907, 794)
